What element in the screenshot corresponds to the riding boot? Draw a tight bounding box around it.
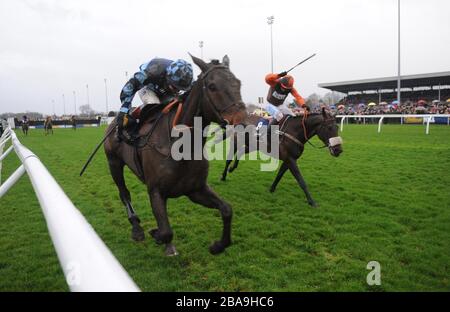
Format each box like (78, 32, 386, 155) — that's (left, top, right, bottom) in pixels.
(127, 117, 139, 142)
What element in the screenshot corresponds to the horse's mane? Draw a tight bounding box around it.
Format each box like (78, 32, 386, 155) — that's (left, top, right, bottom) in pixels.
(287, 112, 323, 120)
(289, 112, 337, 119)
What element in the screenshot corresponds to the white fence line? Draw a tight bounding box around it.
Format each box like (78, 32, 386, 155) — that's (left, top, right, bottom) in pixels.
(336, 114, 450, 134)
(0, 126, 140, 292)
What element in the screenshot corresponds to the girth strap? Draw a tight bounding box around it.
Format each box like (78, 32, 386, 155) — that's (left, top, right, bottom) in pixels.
(275, 129, 303, 146)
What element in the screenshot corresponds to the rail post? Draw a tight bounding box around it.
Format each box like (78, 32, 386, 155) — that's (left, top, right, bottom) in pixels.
(378, 116, 385, 133)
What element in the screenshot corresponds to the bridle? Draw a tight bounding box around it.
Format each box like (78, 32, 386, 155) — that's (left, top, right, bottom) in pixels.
(280, 113, 342, 150)
(311, 114, 343, 150)
(197, 65, 242, 128)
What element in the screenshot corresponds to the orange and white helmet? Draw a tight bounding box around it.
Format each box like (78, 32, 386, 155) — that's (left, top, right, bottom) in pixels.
(279, 75, 294, 89)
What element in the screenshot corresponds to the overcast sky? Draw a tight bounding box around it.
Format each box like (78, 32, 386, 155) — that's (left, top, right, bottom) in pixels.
(1, 0, 449, 115)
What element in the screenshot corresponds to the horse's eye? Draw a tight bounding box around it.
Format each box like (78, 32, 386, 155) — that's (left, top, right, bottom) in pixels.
(208, 84, 217, 91)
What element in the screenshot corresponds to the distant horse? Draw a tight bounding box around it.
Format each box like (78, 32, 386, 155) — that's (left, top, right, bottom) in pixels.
(22, 121, 29, 136)
(104, 54, 247, 256)
(44, 117, 53, 135)
(221, 109, 343, 207)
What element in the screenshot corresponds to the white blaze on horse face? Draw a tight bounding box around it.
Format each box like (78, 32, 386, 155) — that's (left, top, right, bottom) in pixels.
(329, 136, 343, 147)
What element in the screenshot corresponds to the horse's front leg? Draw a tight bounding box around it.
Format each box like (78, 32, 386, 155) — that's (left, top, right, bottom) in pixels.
(221, 141, 237, 181)
(228, 144, 249, 173)
(269, 161, 289, 193)
(188, 185, 232, 255)
(221, 160, 233, 181)
(286, 157, 317, 207)
(107, 155, 145, 242)
(148, 189, 178, 256)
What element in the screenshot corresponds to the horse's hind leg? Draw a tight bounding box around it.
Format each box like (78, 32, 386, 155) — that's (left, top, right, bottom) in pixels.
(228, 145, 248, 173)
(107, 155, 145, 241)
(286, 157, 317, 207)
(188, 185, 232, 255)
(148, 189, 178, 256)
(221, 160, 233, 181)
(269, 161, 289, 193)
(221, 142, 238, 181)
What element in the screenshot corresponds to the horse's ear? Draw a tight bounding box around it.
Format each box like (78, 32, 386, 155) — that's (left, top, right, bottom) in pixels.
(222, 55, 230, 68)
(189, 52, 209, 72)
(322, 107, 327, 118)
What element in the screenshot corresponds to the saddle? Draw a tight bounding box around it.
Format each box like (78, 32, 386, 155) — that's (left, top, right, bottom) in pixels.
(119, 99, 184, 155)
(120, 105, 160, 140)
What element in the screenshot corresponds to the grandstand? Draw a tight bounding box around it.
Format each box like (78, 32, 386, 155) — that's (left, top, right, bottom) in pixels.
(318, 71, 450, 105)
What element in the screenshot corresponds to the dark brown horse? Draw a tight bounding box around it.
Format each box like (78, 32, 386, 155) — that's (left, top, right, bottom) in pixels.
(221, 109, 343, 207)
(44, 116, 53, 135)
(71, 116, 77, 130)
(104, 55, 247, 256)
(22, 120, 29, 136)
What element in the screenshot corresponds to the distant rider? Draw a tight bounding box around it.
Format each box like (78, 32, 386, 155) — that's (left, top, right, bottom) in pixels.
(264, 71, 307, 125)
(117, 58, 194, 138)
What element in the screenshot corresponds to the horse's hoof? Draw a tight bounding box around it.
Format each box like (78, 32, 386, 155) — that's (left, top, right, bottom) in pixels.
(308, 201, 318, 208)
(221, 176, 226, 181)
(209, 241, 228, 255)
(131, 227, 145, 242)
(165, 244, 179, 257)
(149, 228, 163, 245)
(269, 187, 275, 193)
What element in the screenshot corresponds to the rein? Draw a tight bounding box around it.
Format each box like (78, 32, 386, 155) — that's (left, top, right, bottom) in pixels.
(198, 65, 241, 128)
(302, 114, 332, 149)
(136, 65, 241, 149)
(162, 65, 238, 130)
(279, 113, 333, 149)
(162, 99, 184, 128)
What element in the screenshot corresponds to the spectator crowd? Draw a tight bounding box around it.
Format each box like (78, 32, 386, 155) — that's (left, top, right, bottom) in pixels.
(328, 99, 450, 115)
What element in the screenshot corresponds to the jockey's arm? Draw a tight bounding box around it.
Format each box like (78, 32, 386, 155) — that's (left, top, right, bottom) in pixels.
(119, 70, 148, 112)
(265, 73, 279, 87)
(291, 87, 306, 107)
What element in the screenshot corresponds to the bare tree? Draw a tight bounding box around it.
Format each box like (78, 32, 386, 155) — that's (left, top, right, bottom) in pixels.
(79, 104, 95, 117)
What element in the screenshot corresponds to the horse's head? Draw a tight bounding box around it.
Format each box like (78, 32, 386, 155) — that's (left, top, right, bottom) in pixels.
(189, 54, 247, 127)
(314, 108, 343, 157)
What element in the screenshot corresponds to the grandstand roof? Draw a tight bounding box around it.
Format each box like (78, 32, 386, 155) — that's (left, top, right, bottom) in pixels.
(318, 71, 450, 93)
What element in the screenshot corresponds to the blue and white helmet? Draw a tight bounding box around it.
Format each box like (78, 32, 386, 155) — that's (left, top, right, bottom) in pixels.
(166, 59, 193, 91)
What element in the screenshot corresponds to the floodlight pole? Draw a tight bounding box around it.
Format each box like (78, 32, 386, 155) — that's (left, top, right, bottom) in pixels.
(199, 41, 204, 60)
(62, 93, 66, 116)
(73, 91, 77, 115)
(267, 16, 274, 73)
(86, 84, 90, 117)
(397, 0, 401, 105)
(104, 78, 109, 115)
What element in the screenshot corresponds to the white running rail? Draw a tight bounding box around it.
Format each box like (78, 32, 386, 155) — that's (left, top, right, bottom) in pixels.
(0, 126, 140, 292)
(336, 114, 450, 134)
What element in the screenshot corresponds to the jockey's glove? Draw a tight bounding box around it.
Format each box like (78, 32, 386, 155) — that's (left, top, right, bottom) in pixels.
(278, 71, 288, 78)
(117, 111, 129, 128)
(177, 90, 190, 103)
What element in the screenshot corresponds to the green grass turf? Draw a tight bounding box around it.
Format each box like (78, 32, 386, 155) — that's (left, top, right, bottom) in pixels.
(0, 124, 449, 291)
